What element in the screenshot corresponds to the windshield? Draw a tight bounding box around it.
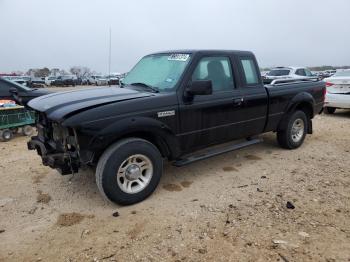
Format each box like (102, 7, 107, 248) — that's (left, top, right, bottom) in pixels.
(122, 53, 191, 92)
(267, 69, 291, 76)
(333, 71, 350, 77)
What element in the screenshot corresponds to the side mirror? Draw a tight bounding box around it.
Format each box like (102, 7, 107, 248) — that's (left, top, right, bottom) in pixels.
(9, 87, 23, 105)
(186, 80, 212, 97)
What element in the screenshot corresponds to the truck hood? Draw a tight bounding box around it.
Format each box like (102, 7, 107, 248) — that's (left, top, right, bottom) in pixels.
(28, 87, 154, 121)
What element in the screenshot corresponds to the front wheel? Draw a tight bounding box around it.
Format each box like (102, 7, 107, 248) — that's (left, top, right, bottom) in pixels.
(96, 138, 163, 205)
(277, 110, 308, 149)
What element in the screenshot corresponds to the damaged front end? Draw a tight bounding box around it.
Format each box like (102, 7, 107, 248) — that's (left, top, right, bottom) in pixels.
(28, 113, 81, 175)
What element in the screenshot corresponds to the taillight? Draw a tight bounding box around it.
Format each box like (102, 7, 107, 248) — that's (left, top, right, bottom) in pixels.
(325, 82, 334, 87)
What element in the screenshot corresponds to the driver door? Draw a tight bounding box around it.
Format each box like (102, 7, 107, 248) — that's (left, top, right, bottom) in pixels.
(178, 55, 244, 152)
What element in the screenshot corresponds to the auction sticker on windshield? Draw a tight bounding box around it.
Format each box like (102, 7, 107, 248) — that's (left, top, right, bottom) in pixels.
(168, 54, 190, 61)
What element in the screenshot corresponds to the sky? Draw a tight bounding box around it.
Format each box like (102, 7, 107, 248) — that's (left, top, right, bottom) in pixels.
(0, 0, 349, 74)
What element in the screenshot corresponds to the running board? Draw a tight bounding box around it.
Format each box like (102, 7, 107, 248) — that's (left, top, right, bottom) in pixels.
(173, 138, 263, 167)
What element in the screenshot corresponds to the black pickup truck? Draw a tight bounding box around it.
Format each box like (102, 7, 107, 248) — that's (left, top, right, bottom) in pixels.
(27, 50, 325, 205)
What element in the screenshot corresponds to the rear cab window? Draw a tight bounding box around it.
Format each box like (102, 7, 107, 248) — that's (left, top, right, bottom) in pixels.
(239, 58, 260, 85)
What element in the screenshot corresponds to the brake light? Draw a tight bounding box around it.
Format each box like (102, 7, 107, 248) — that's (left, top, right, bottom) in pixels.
(325, 82, 334, 87)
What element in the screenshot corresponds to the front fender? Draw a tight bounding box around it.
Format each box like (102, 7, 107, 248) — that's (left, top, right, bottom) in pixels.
(86, 116, 181, 158)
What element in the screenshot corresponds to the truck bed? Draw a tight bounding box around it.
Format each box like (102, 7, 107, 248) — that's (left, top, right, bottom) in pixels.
(264, 78, 325, 133)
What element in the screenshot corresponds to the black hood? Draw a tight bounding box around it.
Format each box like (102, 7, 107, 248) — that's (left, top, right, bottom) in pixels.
(28, 87, 154, 121)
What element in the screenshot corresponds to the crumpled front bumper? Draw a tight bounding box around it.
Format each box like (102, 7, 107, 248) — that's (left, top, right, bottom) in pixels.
(28, 136, 79, 175)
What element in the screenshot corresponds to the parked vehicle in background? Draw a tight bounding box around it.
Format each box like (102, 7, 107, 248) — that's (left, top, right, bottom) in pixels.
(263, 66, 315, 84)
(260, 71, 269, 77)
(3, 76, 31, 86)
(107, 75, 120, 85)
(323, 70, 350, 114)
(80, 77, 89, 85)
(29, 77, 46, 88)
(45, 76, 57, 86)
(51, 75, 76, 87)
(0, 77, 50, 105)
(88, 75, 108, 86)
(312, 71, 333, 80)
(75, 77, 82, 86)
(324, 70, 336, 77)
(27, 50, 325, 205)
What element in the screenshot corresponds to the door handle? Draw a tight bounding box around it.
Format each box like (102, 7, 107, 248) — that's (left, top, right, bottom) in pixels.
(233, 97, 244, 106)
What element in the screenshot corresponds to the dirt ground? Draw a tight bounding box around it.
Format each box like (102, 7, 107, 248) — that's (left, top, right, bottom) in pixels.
(0, 110, 349, 262)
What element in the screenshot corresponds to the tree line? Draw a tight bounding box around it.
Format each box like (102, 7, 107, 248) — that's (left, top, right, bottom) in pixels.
(23, 66, 96, 78)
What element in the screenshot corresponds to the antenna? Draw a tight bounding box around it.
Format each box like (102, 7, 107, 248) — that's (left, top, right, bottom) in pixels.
(108, 27, 112, 86)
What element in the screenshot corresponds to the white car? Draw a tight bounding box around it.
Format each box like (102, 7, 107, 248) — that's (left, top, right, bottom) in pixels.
(323, 70, 350, 114)
(264, 67, 315, 83)
(45, 76, 57, 86)
(88, 75, 108, 86)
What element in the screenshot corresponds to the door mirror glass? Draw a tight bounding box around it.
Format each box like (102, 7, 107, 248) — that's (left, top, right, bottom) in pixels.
(186, 80, 212, 96)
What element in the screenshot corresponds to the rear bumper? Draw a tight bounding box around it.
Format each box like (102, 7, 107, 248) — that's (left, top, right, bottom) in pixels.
(28, 136, 79, 175)
(325, 93, 350, 109)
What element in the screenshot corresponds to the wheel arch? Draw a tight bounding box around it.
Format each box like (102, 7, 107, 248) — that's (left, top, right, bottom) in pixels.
(277, 92, 315, 133)
(89, 117, 181, 162)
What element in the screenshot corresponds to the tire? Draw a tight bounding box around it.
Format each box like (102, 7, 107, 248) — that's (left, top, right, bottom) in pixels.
(277, 110, 308, 149)
(1, 129, 13, 142)
(96, 138, 163, 205)
(324, 107, 336, 114)
(22, 125, 34, 136)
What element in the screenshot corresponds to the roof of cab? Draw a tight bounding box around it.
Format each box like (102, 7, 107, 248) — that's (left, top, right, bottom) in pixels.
(148, 49, 254, 56)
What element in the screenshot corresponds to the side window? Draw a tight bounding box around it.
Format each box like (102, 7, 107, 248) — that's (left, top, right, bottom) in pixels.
(304, 69, 313, 76)
(295, 69, 306, 76)
(192, 57, 234, 92)
(240, 58, 259, 85)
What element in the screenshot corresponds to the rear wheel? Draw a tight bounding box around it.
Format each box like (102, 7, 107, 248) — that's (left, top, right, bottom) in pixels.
(1, 129, 13, 142)
(277, 110, 308, 149)
(96, 138, 163, 205)
(324, 107, 336, 114)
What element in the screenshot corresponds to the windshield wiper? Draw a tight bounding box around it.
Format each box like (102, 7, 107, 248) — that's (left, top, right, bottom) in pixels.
(129, 82, 159, 93)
